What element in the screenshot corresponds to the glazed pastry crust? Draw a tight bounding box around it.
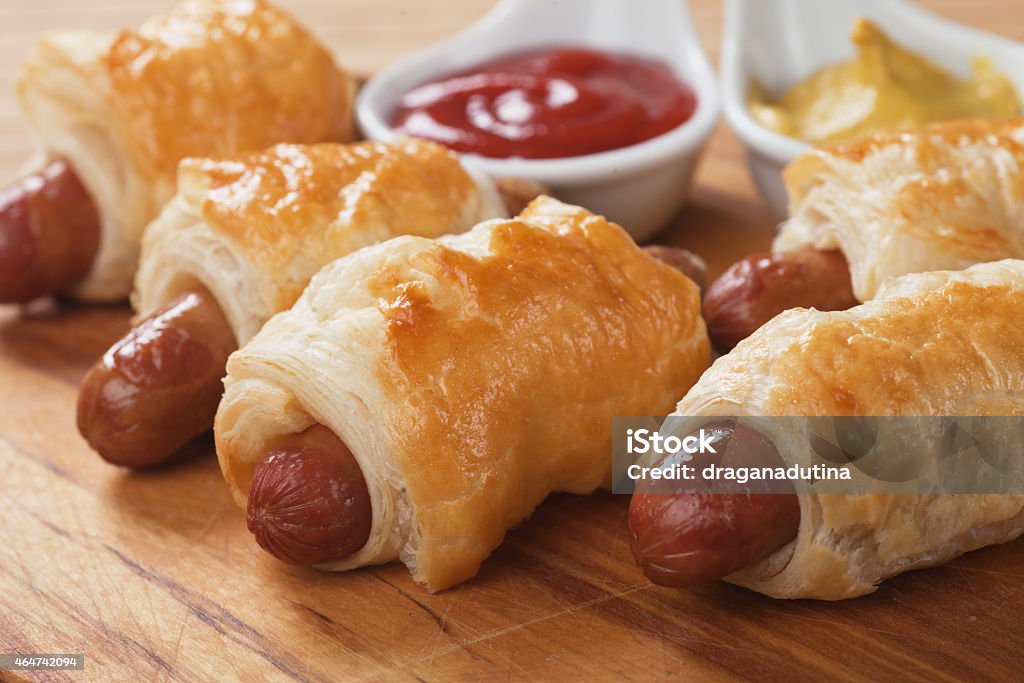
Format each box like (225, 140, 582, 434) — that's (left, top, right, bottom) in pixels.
(675, 260, 1024, 599)
(216, 197, 710, 591)
(775, 119, 1024, 301)
(134, 139, 505, 345)
(16, 0, 355, 301)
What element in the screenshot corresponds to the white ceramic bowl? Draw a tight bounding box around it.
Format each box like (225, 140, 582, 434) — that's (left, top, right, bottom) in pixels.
(722, 0, 1024, 219)
(358, 0, 721, 242)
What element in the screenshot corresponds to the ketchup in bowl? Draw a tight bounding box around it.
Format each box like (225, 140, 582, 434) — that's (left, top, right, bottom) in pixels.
(390, 46, 697, 159)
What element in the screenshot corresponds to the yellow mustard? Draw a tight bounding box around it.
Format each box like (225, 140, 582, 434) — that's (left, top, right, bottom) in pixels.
(749, 18, 1021, 146)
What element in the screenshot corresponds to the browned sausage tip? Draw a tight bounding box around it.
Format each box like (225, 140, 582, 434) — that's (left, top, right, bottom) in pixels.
(247, 424, 372, 565)
(76, 287, 236, 467)
(0, 160, 100, 303)
(628, 422, 800, 586)
(702, 249, 858, 351)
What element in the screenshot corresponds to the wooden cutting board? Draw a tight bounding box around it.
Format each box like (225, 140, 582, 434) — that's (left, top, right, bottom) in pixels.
(2, 1, 1023, 681)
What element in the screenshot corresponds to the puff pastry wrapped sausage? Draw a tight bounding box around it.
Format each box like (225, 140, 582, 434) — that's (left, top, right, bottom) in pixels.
(133, 139, 504, 344)
(215, 196, 710, 591)
(14, 0, 355, 301)
(78, 139, 505, 468)
(776, 119, 1024, 301)
(704, 119, 1024, 349)
(641, 260, 1024, 600)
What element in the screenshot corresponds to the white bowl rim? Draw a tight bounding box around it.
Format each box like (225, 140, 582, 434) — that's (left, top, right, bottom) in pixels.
(721, 0, 1024, 164)
(356, 2, 722, 184)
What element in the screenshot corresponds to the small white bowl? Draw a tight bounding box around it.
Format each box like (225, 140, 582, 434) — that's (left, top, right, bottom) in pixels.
(722, 0, 1024, 219)
(357, 0, 720, 242)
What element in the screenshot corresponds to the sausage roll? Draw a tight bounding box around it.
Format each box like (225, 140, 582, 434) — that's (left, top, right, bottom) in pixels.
(16, 0, 355, 301)
(775, 119, 1024, 302)
(675, 259, 1024, 599)
(134, 139, 504, 346)
(215, 196, 710, 591)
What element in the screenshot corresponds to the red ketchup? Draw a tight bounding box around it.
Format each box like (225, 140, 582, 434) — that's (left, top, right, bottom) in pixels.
(391, 46, 697, 159)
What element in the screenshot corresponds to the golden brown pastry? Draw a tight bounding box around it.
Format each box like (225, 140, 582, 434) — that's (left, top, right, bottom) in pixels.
(702, 118, 1024, 351)
(78, 139, 505, 469)
(16, 0, 355, 301)
(215, 196, 710, 591)
(775, 118, 1024, 301)
(673, 259, 1024, 599)
(134, 139, 504, 343)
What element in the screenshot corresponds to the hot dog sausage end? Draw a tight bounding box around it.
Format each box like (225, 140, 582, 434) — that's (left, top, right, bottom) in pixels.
(628, 422, 801, 586)
(703, 249, 858, 351)
(77, 288, 235, 467)
(0, 160, 100, 303)
(247, 424, 372, 566)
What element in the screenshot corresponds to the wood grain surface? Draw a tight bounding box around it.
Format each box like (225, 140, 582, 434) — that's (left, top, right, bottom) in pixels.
(2, 1, 1024, 681)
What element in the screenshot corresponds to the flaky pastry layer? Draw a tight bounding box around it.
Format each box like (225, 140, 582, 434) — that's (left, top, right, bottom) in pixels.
(16, 0, 355, 300)
(675, 260, 1024, 599)
(134, 139, 504, 345)
(216, 197, 710, 590)
(776, 119, 1024, 301)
